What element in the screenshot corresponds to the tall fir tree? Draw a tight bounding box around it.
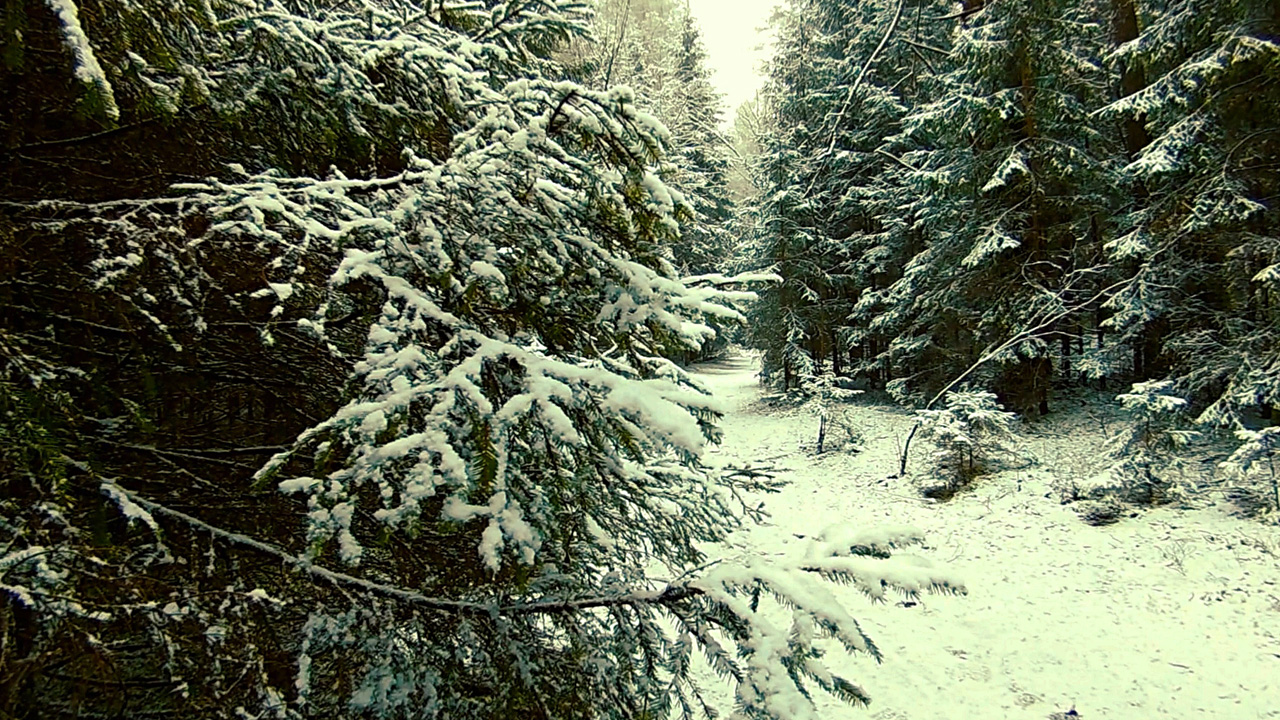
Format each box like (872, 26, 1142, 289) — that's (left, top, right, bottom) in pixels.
(747, 0, 951, 389)
(563, 0, 735, 277)
(868, 0, 1112, 411)
(1100, 0, 1280, 428)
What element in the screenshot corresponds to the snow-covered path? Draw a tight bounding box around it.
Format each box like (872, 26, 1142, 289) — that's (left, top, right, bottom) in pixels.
(690, 354, 1280, 720)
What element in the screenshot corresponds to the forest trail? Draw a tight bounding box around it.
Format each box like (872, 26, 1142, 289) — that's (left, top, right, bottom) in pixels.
(690, 354, 1280, 720)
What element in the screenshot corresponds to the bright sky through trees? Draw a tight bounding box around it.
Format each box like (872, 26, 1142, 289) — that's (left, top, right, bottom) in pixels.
(686, 0, 781, 115)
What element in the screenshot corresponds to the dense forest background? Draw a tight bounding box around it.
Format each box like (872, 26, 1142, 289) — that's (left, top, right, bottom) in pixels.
(741, 0, 1280, 435)
(0, 0, 1276, 717)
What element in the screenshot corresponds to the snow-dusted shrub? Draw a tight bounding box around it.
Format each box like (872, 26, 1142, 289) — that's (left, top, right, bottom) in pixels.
(824, 408, 866, 453)
(1074, 495, 1130, 526)
(1221, 427, 1280, 518)
(915, 390, 1019, 494)
(800, 371, 864, 454)
(1046, 447, 1114, 502)
(1111, 381, 1199, 505)
(1047, 466, 1138, 525)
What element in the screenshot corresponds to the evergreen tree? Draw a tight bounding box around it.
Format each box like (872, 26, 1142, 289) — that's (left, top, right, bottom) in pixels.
(564, 0, 735, 277)
(0, 1, 961, 717)
(1111, 380, 1199, 504)
(562, 0, 738, 360)
(667, 11, 736, 277)
(1099, 0, 1280, 429)
(869, 0, 1112, 411)
(747, 0, 947, 389)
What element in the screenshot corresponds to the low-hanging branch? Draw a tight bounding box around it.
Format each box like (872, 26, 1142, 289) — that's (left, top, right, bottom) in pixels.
(88, 470, 712, 617)
(901, 38, 950, 56)
(92, 470, 940, 622)
(925, 3, 989, 22)
(801, 0, 908, 201)
(11, 117, 162, 152)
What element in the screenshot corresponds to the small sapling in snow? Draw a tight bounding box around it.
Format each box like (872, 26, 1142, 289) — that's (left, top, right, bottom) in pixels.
(800, 371, 864, 454)
(914, 390, 1019, 498)
(1111, 381, 1199, 505)
(1221, 427, 1280, 520)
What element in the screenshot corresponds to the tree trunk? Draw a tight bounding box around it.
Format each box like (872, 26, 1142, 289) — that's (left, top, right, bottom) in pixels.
(832, 330, 843, 377)
(1111, 0, 1150, 164)
(1112, 0, 1158, 381)
(1061, 320, 1073, 380)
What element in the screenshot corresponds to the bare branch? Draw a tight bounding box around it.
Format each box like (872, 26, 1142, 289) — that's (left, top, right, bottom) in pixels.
(801, 0, 907, 199)
(76, 465, 712, 618)
(874, 149, 918, 171)
(926, 3, 988, 22)
(901, 38, 950, 56)
(896, 274, 1135, 476)
(821, 0, 908, 159)
(601, 0, 633, 90)
(10, 118, 162, 152)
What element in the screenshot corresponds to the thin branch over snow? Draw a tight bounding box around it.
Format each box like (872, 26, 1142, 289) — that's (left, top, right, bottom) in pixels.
(820, 0, 908, 160)
(86, 473, 710, 616)
(93, 473, 964, 624)
(897, 274, 1133, 476)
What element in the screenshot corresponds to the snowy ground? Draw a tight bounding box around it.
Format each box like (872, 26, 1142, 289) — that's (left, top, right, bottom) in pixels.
(688, 354, 1280, 720)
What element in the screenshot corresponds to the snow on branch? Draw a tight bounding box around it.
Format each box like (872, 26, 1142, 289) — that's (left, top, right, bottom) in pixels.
(88, 476, 710, 617)
(100, 480, 161, 534)
(92, 478, 964, 626)
(681, 271, 784, 286)
(806, 522, 928, 560)
(94, 477, 496, 615)
(43, 0, 119, 120)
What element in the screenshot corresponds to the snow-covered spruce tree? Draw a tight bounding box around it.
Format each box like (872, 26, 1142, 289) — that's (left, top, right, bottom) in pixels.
(798, 0, 953, 391)
(1222, 427, 1280, 516)
(563, 0, 735, 277)
(746, 0, 846, 391)
(745, 0, 952, 390)
(1097, 0, 1280, 435)
(797, 371, 865, 454)
(0, 1, 964, 717)
(665, 11, 736, 278)
(562, 0, 737, 360)
(914, 390, 1019, 495)
(745, 128, 819, 390)
(869, 0, 1113, 412)
(1111, 381, 1199, 505)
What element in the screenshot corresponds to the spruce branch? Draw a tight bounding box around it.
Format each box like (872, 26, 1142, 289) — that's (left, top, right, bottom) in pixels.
(901, 37, 950, 56)
(78, 472, 720, 617)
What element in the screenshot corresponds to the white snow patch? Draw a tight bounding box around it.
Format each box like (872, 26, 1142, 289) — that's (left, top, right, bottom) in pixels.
(685, 352, 1280, 720)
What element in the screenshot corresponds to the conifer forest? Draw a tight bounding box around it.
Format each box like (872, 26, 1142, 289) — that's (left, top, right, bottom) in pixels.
(1, 0, 1278, 718)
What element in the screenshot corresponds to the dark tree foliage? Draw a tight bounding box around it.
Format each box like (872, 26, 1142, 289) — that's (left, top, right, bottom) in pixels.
(742, 0, 1279, 448)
